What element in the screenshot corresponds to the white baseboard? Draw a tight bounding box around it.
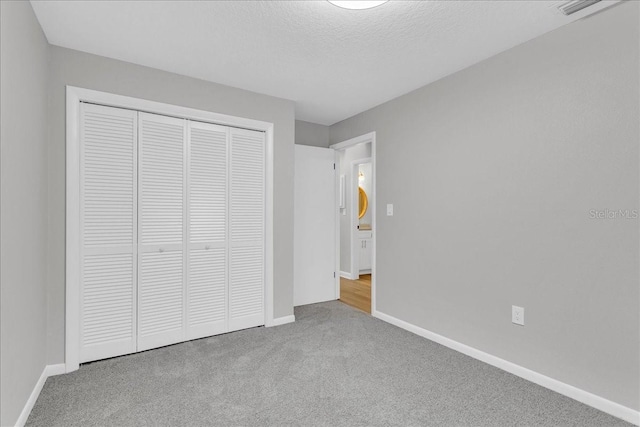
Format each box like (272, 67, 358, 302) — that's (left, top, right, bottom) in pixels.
(15, 364, 66, 427)
(374, 310, 640, 426)
(339, 270, 358, 280)
(45, 363, 66, 376)
(268, 315, 295, 327)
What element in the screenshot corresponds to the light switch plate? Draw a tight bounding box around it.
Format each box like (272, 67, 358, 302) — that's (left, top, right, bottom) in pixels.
(387, 204, 393, 216)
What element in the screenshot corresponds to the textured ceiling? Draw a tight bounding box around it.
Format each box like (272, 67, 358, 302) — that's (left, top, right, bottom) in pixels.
(31, 0, 618, 125)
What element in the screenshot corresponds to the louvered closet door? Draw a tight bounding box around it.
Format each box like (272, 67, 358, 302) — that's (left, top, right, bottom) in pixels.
(229, 128, 265, 332)
(79, 103, 137, 363)
(186, 121, 229, 340)
(137, 112, 186, 351)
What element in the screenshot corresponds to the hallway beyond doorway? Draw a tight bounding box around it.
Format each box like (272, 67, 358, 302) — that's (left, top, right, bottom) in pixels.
(339, 274, 371, 314)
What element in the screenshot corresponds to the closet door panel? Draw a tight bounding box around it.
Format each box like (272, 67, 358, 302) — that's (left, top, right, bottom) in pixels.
(139, 114, 185, 245)
(230, 246, 263, 326)
(187, 248, 227, 338)
(138, 112, 186, 351)
(79, 103, 137, 362)
(189, 123, 228, 244)
(138, 250, 184, 350)
(186, 122, 229, 339)
(229, 128, 265, 332)
(81, 252, 136, 362)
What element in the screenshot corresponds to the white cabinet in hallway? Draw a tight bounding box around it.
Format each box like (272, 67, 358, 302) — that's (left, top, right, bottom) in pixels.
(358, 230, 372, 273)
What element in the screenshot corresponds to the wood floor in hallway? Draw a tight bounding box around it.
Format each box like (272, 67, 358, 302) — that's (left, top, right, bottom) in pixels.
(339, 274, 371, 314)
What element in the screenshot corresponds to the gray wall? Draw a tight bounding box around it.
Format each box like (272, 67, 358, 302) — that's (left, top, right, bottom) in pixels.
(47, 46, 296, 364)
(0, 2, 50, 425)
(295, 120, 330, 148)
(330, 2, 639, 410)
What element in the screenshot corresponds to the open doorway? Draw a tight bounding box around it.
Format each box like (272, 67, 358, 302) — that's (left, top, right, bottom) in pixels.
(331, 133, 376, 314)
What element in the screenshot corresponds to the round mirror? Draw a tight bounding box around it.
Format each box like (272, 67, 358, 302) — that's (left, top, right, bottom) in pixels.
(358, 187, 368, 219)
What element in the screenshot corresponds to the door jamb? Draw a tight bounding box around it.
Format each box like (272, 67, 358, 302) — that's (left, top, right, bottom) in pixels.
(330, 132, 377, 315)
(334, 150, 341, 300)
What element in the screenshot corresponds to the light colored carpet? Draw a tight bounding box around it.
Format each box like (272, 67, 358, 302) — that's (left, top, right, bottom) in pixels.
(27, 301, 630, 426)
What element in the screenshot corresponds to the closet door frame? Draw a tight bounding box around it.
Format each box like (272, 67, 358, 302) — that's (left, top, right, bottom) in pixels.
(66, 86, 275, 373)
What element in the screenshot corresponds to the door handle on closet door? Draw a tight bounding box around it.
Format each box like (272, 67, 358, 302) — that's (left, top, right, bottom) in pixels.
(205, 245, 211, 250)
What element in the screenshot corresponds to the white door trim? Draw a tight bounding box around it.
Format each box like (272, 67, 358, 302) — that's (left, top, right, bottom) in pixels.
(66, 86, 275, 373)
(334, 151, 341, 299)
(330, 132, 377, 314)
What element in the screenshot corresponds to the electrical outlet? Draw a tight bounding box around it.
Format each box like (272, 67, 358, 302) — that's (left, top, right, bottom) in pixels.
(512, 305, 524, 326)
(387, 204, 394, 216)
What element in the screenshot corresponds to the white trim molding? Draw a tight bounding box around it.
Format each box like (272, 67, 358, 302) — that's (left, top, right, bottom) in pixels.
(45, 364, 67, 377)
(339, 270, 358, 280)
(268, 315, 295, 327)
(330, 132, 376, 151)
(374, 310, 640, 426)
(15, 364, 66, 427)
(66, 85, 276, 371)
(334, 152, 341, 301)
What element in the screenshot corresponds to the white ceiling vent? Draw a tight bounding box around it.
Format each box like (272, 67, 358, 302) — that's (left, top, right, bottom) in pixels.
(552, 0, 620, 18)
(558, 0, 601, 15)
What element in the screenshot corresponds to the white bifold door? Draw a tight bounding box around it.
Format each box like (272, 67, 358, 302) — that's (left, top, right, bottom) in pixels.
(79, 104, 265, 363)
(137, 112, 186, 351)
(79, 103, 138, 363)
(186, 121, 229, 340)
(229, 129, 265, 331)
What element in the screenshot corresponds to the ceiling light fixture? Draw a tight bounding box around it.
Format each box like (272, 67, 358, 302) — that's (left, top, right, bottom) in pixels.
(328, 1, 389, 10)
